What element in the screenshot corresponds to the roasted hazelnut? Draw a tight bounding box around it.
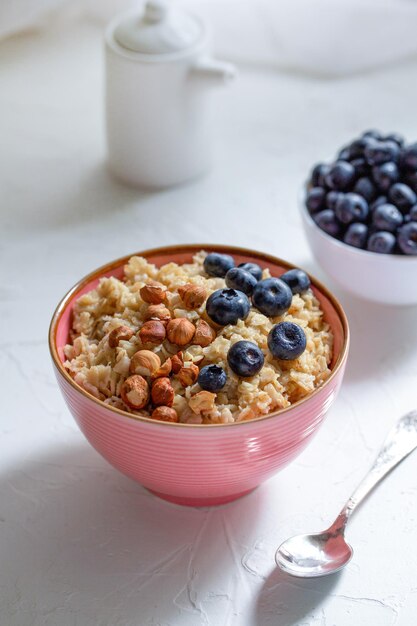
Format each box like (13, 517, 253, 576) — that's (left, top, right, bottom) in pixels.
(151, 358, 172, 379)
(144, 304, 171, 323)
(177, 363, 199, 387)
(130, 350, 161, 377)
(140, 281, 167, 304)
(151, 377, 175, 407)
(178, 284, 207, 310)
(193, 319, 216, 347)
(151, 406, 178, 423)
(189, 390, 216, 414)
(108, 325, 134, 348)
(166, 318, 195, 347)
(139, 320, 166, 344)
(120, 375, 149, 409)
(171, 351, 184, 374)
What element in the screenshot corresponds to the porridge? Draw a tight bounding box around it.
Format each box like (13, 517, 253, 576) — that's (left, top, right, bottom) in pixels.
(63, 251, 333, 424)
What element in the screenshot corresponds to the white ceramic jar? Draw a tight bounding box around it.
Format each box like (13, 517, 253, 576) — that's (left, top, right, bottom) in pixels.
(105, 0, 236, 189)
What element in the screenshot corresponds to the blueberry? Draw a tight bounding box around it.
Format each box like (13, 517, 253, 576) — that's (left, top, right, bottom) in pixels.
(335, 193, 369, 224)
(372, 162, 400, 192)
(362, 129, 383, 141)
(370, 195, 387, 212)
(401, 143, 417, 170)
(343, 223, 368, 249)
(237, 262, 263, 281)
(227, 341, 264, 377)
(252, 278, 292, 317)
(311, 163, 330, 188)
(267, 322, 307, 361)
(384, 133, 404, 147)
(397, 222, 417, 254)
(364, 140, 400, 165)
(204, 253, 235, 277)
(353, 177, 376, 202)
(326, 191, 343, 211)
(403, 171, 417, 194)
(280, 269, 311, 294)
(338, 147, 351, 161)
(198, 365, 227, 392)
(206, 288, 250, 326)
(306, 187, 326, 213)
(350, 157, 368, 178)
(367, 231, 396, 254)
(314, 209, 342, 237)
(345, 137, 370, 159)
(325, 161, 356, 191)
(388, 183, 417, 213)
(225, 268, 257, 296)
(409, 205, 417, 221)
(372, 203, 403, 232)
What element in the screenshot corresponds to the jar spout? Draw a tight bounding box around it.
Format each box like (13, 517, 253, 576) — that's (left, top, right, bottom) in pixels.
(191, 56, 236, 85)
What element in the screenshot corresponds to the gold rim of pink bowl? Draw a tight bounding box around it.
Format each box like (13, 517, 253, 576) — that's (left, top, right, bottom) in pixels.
(49, 244, 350, 429)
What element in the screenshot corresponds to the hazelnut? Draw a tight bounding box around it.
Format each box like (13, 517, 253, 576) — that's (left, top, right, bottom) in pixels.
(139, 320, 166, 345)
(171, 351, 184, 374)
(193, 320, 216, 347)
(178, 284, 207, 310)
(189, 390, 216, 414)
(151, 377, 175, 407)
(120, 375, 149, 409)
(140, 281, 167, 304)
(177, 363, 199, 387)
(151, 357, 172, 379)
(151, 406, 178, 423)
(166, 318, 195, 347)
(144, 304, 171, 323)
(130, 350, 161, 377)
(108, 325, 134, 348)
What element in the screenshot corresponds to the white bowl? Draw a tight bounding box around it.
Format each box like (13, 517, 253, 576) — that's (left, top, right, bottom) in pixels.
(300, 192, 417, 306)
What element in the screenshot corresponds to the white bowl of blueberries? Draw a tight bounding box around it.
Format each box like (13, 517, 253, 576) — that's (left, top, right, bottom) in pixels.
(301, 130, 417, 305)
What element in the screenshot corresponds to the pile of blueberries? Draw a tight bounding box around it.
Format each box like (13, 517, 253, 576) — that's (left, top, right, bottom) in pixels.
(196, 252, 310, 391)
(306, 130, 417, 255)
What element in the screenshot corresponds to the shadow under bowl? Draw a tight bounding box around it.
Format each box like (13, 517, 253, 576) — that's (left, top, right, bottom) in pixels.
(49, 244, 349, 506)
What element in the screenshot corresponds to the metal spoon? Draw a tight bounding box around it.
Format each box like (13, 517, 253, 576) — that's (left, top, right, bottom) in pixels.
(275, 410, 417, 578)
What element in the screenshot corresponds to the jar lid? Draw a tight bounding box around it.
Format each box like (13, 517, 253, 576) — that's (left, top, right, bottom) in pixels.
(113, 1, 202, 55)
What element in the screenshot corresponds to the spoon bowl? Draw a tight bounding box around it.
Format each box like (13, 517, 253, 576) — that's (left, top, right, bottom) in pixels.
(276, 530, 353, 578)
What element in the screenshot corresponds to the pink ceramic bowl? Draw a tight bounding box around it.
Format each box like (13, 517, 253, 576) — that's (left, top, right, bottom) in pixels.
(49, 245, 349, 506)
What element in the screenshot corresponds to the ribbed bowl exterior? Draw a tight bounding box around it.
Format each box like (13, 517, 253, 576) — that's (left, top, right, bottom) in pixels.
(50, 245, 349, 506)
(54, 360, 346, 506)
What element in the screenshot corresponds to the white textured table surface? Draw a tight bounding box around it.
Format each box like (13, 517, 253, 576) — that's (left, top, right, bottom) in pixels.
(1, 21, 417, 626)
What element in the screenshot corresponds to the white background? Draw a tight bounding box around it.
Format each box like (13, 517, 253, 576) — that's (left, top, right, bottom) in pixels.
(1, 16, 417, 626)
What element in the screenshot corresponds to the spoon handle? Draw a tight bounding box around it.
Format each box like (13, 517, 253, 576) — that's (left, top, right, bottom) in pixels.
(333, 411, 417, 532)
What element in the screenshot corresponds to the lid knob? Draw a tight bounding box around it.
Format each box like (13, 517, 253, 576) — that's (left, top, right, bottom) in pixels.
(144, 1, 168, 24)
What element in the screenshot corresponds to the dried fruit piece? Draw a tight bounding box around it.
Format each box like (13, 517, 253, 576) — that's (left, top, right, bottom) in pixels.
(193, 319, 216, 347)
(151, 377, 175, 407)
(139, 320, 166, 344)
(120, 375, 149, 409)
(108, 325, 134, 348)
(130, 350, 161, 377)
(140, 281, 167, 304)
(178, 284, 207, 309)
(166, 318, 195, 347)
(177, 363, 199, 387)
(151, 406, 178, 423)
